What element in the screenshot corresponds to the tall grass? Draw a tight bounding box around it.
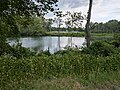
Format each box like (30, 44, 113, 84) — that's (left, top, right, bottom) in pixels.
(0, 49, 120, 89)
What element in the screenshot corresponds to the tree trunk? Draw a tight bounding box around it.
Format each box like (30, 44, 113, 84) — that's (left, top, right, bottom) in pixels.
(85, 0, 93, 47)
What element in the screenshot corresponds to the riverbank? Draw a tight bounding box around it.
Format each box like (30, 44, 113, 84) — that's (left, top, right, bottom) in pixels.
(1, 43, 120, 90)
(20, 31, 85, 37)
(1, 38, 120, 90)
(20, 31, 115, 41)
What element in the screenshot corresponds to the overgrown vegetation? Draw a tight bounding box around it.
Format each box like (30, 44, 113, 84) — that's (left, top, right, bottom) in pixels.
(1, 35, 120, 90)
(1, 0, 120, 90)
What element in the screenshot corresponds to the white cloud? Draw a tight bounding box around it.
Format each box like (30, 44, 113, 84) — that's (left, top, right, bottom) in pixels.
(91, 0, 120, 22)
(45, 0, 120, 24)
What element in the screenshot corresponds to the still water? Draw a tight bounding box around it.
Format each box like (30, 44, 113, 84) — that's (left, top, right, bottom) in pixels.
(8, 36, 85, 53)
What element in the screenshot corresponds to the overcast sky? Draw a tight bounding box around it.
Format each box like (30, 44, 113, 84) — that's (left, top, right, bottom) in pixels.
(46, 0, 120, 23)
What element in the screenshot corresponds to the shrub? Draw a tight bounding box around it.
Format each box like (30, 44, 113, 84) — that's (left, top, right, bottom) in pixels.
(1, 49, 120, 89)
(82, 41, 115, 56)
(111, 34, 120, 47)
(0, 42, 13, 56)
(10, 42, 35, 58)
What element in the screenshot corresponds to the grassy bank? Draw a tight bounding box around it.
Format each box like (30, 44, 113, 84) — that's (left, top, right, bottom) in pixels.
(46, 31, 85, 37)
(1, 37, 120, 90)
(91, 33, 114, 41)
(20, 31, 85, 37)
(20, 31, 116, 40)
(1, 48, 120, 90)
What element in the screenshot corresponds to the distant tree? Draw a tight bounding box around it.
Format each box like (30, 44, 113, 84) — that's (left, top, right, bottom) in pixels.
(90, 20, 120, 33)
(19, 16, 50, 36)
(44, 19, 53, 32)
(54, 11, 63, 32)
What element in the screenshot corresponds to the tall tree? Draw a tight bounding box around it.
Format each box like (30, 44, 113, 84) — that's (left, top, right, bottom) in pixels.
(0, 0, 58, 55)
(64, 11, 84, 47)
(85, 0, 93, 47)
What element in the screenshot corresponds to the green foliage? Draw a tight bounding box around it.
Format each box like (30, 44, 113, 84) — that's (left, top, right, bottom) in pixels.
(0, 42, 12, 55)
(0, 40, 35, 58)
(11, 42, 35, 58)
(0, 0, 58, 16)
(90, 20, 120, 33)
(20, 16, 48, 36)
(0, 49, 120, 89)
(0, 0, 58, 56)
(110, 34, 120, 47)
(64, 11, 84, 29)
(46, 32, 85, 37)
(82, 41, 115, 56)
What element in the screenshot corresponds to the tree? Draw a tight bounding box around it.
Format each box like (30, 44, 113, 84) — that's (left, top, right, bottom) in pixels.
(0, 0, 58, 55)
(63, 11, 84, 47)
(90, 20, 120, 33)
(54, 11, 63, 32)
(85, 0, 93, 47)
(19, 16, 49, 36)
(44, 19, 53, 32)
(64, 11, 84, 31)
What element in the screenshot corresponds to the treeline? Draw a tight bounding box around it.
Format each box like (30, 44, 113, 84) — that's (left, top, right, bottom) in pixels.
(7, 18, 120, 37)
(13, 16, 52, 37)
(51, 27, 84, 32)
(19, 18, 120, 35)
(7, 16, 84, 37)
(90, 20, 120, 33)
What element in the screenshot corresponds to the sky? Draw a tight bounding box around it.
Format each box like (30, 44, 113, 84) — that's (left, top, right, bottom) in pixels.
(46, 0, 120, 23)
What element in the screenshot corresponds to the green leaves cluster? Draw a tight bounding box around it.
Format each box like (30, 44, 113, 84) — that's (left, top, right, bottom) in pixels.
(0, 0, 58, 55)
(90, 20, 120, 33)
(19, 16, 50, 36)
(0, 0, 58, 34)
(82, 41, 115, 56)
(64, 11, 85, 29)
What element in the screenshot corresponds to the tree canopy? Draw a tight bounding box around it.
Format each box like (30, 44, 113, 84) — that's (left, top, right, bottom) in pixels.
(0, 0, 58, 37)
(0, 0, 58, 55)
(90, 20, 120, 33)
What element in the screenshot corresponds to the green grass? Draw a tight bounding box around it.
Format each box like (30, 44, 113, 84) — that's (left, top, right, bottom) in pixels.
(46, 31, 85, 37)
(91, 33, 114, 41)
(20, 31, 85, 37)
(91, 33, 114, 36)
(34, 72, 120, 90)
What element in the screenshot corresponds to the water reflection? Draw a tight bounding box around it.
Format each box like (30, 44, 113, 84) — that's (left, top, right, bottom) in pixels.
(8, 36, 85, 53)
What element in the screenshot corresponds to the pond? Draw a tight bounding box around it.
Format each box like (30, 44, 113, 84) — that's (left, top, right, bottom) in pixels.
(8, 36, 85, 53)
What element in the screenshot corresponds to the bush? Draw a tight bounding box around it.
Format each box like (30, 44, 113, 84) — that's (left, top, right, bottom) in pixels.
(10, 42, 35, 58)
(110, 34, 120, 47)
(82, 41, 115, 56)
(0, 42, 13, 56)
(0, 41, 35, 58)
(1, 48, 120, 89)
